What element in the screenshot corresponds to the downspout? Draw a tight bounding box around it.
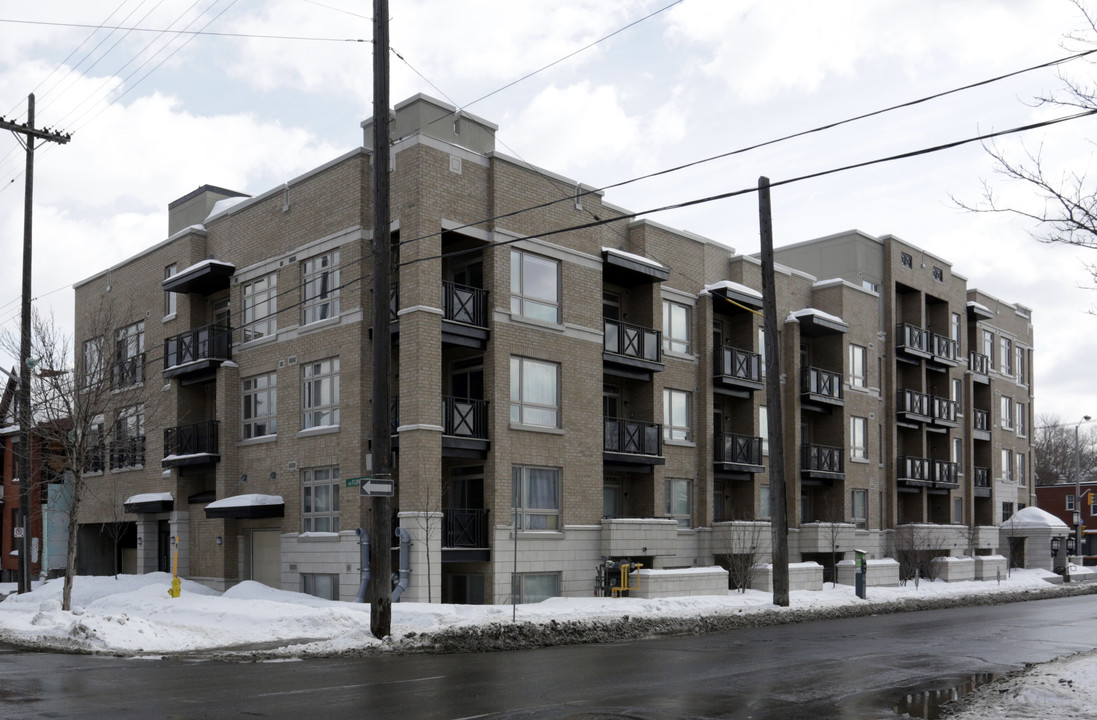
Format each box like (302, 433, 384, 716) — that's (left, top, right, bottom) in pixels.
(391, 527, 411, 602)
(355, 527, 371, 603)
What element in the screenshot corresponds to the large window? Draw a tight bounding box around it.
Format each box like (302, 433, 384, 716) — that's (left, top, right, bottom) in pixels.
(510, 248, 559, 323)
(243, 272, 278, 340)
(850, 416, 868, 460)
(302, 466, 340, 532)
(1002, 502, 1014, 523)
(302, 574, 338, 601)
(1000, 337, 1012, 375)
(164, 264, 177, 317)
(950, 312, 961, 344)
(760, 484, 772, 520)
(1016, 402, 1026, 437)
(1016, 346, 1026, 384)
(515, 572, 559, 603)
(759, 405, 769, 455)
(665, 478, 692, 528)
(512, 466, 560, 530)
(510, 357, 559, 428)
(82, 337, 103, 390)
(301, 250, 340, 325)
(849, 344, 867, 389)
(851, 489, 867, 530)
(1016, 452, 1026, 486)
(951, 378, 962, 411)
(662, 300, 691, 354)
(663, 389, 692, 442)
(952, 437, 963, 473)
(1001, 449, 1013, 482)
(302, 357, 340, 429)
(981, 329, 994, 368)
(242, 372, 277, 439)
(113, 320, 145, 387)
(953, 497, 963, 524)
(112, 404, 145, 469)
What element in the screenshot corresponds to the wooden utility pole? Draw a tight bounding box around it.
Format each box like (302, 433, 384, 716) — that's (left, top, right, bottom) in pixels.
(758, 176, 789, 607)
(0, 94, 70, 594)
(368, 0, 393, 639)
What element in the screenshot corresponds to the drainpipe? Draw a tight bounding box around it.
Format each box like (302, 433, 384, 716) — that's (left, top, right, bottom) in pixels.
(355, 527, 371, 603)
(391, 527, 411, 602)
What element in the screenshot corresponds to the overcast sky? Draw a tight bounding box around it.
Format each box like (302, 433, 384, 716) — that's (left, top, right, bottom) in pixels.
(1, 0, 1096, 423)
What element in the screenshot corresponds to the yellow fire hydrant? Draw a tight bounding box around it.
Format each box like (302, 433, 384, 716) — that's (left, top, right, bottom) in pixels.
(168, 535, 181, 598)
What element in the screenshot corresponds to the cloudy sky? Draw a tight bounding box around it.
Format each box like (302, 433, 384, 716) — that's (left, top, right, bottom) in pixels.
(1, 0, 1096, 423)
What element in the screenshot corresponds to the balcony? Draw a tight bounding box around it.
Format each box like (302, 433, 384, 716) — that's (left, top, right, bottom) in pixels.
(713, 346, 762, 396)
(931, 396, 959, 428)
(801, 367, 844, 408)
(801, 443, 844, 482)
(897, 455, 931, 487)
(969, 351, 990, 383)
(163, 323, 231, 382)
(111, 354, 146, 389)
(929, 332, 958, 366)
(972, 408, 991, 441)
(897, 388, 930, 424)
(83, 444, 105, 474)
(162, 420, 220, 469)
(714, 432, 765, 476)
(442, 508, 490, 562)
(603, 318, 663, 380)
(974, 466, 991, 497)
(932, 459, 960, 488)
(442, 396, 489, 458)
(603, 417, 664, 471)
(442, 281, 489, 348)
(896, 323, 931, 360)
(109, 436, 146, 470)
(161, 258, 234, 296)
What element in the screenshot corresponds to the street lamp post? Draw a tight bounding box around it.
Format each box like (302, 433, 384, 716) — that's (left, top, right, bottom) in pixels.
(1075, 414, 1092, 558)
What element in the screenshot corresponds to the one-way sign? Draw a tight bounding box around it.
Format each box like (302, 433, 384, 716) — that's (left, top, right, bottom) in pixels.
(355, 474, 394, 497)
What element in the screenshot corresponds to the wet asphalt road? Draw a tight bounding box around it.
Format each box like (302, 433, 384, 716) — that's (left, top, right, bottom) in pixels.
(2, 593, 1096, 719)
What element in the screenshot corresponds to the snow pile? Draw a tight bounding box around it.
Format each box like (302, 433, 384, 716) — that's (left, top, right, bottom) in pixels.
(945, 648, 1097, 719)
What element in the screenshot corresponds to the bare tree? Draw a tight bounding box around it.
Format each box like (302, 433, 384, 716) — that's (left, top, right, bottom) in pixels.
(1035, 413, 1097, 485)
(716, 512, 769, 593)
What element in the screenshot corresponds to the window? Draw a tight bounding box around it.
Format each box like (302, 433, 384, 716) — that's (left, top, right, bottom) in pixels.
(932, 266, 943, 282)
(952, 437, 963, 473)
(1016, 452, 1026, 486)
(1015, 346, 1026, 384)
(950, 312, 961, 344)
(302, 466, 340, 532)
(759, 406, 769, 455)
(510, 357, 559, 428)
(758, 327, 767, 376)
(1002, 502, 1014, 523)
(1067, 495, 1076, 512)
(901, 251, 913, 268)
(243, 272, 278, 340)
(164, 264, 177, 317)
(603, 477, 622, 518)
(510, 248, 559, 323)
(1000, 337, 1012, 375)
(515, 573, 559, 603)
(301, 357, 340, 429)
(953, 497, 963, 524)
(82, 337, 103, 390)
(662, 300, 691, 354)
(981, 330, 994, 368)
(113, 320, 145, 388)
(951, 378, 962, 411)
(665, 478, 692, 528)
(112, 404, 145, 469)
(663, 389, 692, 442)
(861, 279, 879, 293)
(302, 573, 338, 601)
(849, 344, 867, 389)
(1001, 449, 1013, 482)
(1000, 395, 1012, 429)
(243, 372, 277, 439)
(84, 417, 105, 473)
(851, 489, 867, 530)
(1016, 402, 1026, 437)
(850, 416, 868, 460)
(760, 485, 772, 520)
(512, 466, 560, 530)
(301, 250, 340, 324)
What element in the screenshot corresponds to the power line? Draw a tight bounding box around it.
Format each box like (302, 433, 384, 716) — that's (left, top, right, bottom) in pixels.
(0, 16, 368, 42)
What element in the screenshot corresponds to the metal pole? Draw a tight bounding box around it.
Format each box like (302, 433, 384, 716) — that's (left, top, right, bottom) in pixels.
(1076, 416, 1090, 556)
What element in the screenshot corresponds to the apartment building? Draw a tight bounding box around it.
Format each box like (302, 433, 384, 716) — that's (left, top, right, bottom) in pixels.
(70, 94, 1035, 603)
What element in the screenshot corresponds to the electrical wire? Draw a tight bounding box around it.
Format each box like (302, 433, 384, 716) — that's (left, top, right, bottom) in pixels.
(0, 16, 368, 42)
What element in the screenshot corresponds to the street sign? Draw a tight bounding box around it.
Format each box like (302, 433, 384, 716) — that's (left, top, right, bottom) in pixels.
(346, 477, 360, 488)
(13, 526, 23, 538)
(358, 474, 394, 497)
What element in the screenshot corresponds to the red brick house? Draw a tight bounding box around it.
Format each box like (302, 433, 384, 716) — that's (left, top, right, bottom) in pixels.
(1035, 482, 1097, 556)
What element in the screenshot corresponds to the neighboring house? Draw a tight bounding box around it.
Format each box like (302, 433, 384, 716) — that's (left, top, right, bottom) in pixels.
(1036, 481, 1097, 555)
(70, 94, 1037, 603)
(0, 371, 50, 583)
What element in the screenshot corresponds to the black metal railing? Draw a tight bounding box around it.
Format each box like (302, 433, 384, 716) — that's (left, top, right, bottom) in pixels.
(973, 408, 990, 432)
(933, 459, 959, 485)
(109, 436, 146, 470)
(802, 443, 843, 474)
(111, 353, 146, 388)
(897, 323, 930, 354)
(714, 346, 761, 384)
(442, 396, 488, 439)
(715, 432, 763, 466)
(390, 395, 399, 435)
(604, 417, 662, 456)
(390, 282, 399, 322)
(974, 466, 991, 487)
(969, 351, 989, 375)
(163, 420, 219, 458)
(898, 388, 930, 416)
(604, 318, 661, 362)
(930, 332, 958, 362)
(83, 443, 105, 474)
(163, 323, 231, 369)
(443, 281, 489, 328)
(898, 455, 929, 481)
(443, 508, 489, 548)
(932, 396, 958, 424)
(802, 366, 843, 401)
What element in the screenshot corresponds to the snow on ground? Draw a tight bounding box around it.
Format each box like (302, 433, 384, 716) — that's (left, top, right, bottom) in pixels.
(1, 570, 1095, 717)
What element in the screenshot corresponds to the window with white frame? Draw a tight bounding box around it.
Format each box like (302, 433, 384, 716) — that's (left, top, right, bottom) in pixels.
(759, 405, 769, 455)
(662, 299, 691, 354)
(663, 389, 692, 442)
(302, 466, 340, 532)
(1016, 452, 1026, 486)
(1016, 402, 1026, 437)
(1000, 395, 1013, 429)
(164, 264, 177, 317)
(515, 572, 559, 603)
(242, 372, 277, 439)
(849, 344, 867, 389)
(510, 248, 559, 323)
(510, 356, 559, 428)
(850, 416, 868, 460)
(951, 378, 962, 411)
(1000, 337, 1012, 375)
(302, 573, 338, 601)
(953, 497, 963, 524)
(665, 477, 692, 528)
(952, 437, 963, 473)
(301, 250, 340, 324)
(112, 404, 145, 469)
(243, 272, 278, 341)
(113, 320, 145, 388)
(1015, 346, 1026, 384)
(758, 326, 767, 376)
(951, 312, 961, 344)
(760, 484, 772, 520)
(82, 337, 103, 390)
(1001, 448, 1013, 482)
(1067, 495, 1076, 511)
(851, 489, 867, 529)
(301, 357, 340, 429)
(512, 466, 561, 530)
(1002, 502, 1014, 523)
(982, 329, 994, 368)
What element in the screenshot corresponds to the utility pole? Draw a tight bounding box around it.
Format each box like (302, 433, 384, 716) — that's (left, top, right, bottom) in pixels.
(369, 0, 393, 639)
(758, 176, 789, 607)
(0, 94, 71, 594)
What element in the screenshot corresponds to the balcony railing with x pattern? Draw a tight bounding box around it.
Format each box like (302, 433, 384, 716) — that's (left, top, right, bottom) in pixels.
(898, 388, 930, 418)
(802, 367, 843, 402)
(933, 459, 960, 486)
(802, 443, 843, 474)
(898, 455, 930, 482)
(932, 396, 958, 424)
(111, 353, 145, 389)
(163, 420, 219, 458)
(443, 508, 489, 548)
(604, 417, 662, 456)
(897, 323, 930, 356)
(604, 318, 661, 363)
(930, 332, 958, 363)
(442, 396, 488, 439)
(714, 346, 762, 385)
(163, 323, 231, 369)
(973, 408, 990, 432)
(715, 432, 763, 467)
(969, 352, 990, 375)
(443, 281, 489, 328)
(974, 466, 991, 487)
(109, 436, 146, 470)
